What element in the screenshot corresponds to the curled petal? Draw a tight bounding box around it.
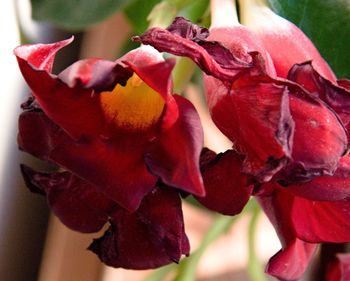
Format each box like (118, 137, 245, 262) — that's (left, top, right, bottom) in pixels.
(288, 61, 350, 125)
(195, 148, 253, 215)
(20, 165, 113, 233)
(134, 17, 252, 82)
(145, 95, 205, 197)
(89, 187, 189, 269)
(13, 37, 73, 72)
(18, 111, 157, 212)
(15, 40, 116, 139)
(208, 72, 294, 182)
(288, 155, 350, 201)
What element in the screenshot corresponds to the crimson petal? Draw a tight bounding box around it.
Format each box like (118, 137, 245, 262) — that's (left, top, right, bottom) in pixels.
(291, 196, 350, 243)
(288, 155, 350, 201)
(266, 238, 317, 281)
(145, 95, 205, 196)
(288, 61, 350, 125)
(134, 18, 252, 82)
(18, 110, 157, 212)
(14, 40, 117, 140)
(88, 187, 189, 269)
(209, 72, 294, 182)
(258, 187, 317, 280)
(195, 148, 253, 215)
(20, 165, 113, 233)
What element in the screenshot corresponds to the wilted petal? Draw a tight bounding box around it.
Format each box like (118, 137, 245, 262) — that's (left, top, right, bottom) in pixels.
(276, 81, 347, 183)
(20, 165, 113, 233)
(326, 254, 350, 281)
(89, 187, 189, 269)
(145, 95, 205, 196)
(195, 148, 253, 215)
(288, 155, 350, 201)
(209, 72, 294, 182)
(134, 17, 252, 82)
(18, 111, 157, 212)
(288, 62, 350, 125)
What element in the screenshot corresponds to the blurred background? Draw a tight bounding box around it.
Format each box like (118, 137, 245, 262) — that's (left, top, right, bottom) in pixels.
(1, 0, 349, 280)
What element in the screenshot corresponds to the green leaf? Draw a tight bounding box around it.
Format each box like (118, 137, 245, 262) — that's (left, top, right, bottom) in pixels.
(268, 0, 350, 78)
(124, 0, 161, 33)
(31, 0, 129, 30)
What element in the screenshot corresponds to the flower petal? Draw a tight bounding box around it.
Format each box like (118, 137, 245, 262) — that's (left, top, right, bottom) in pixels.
(134, 17, 252, 82)
(88, 187, 189, 269)
(195, 148, 253, 215)
(258, 187, 317, 281)
(13, 37, 73, 72)
(266, 238, 317, 281)
(208, 72, 294, 182)
(291, 196, 350, 243)
(240, 5, 336, 81)
(288, 155, 350, 201)
(14, 40, 120, 139)
(145, 95, 205, 197)
(288, 61, 350, 125)
(20, 164, 113, 233)
(18, 110, 157, 212)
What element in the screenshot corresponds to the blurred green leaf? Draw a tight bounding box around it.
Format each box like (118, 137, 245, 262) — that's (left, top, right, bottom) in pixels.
(268, 0, 350, 78)
(177, 0, 209, 23)
(31, 0, 129, 30)
(124, 0, 161, 33)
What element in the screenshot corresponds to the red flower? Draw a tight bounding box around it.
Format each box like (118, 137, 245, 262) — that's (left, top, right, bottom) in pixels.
(136, 16, 350, 280)
(14, 38, 205, 268)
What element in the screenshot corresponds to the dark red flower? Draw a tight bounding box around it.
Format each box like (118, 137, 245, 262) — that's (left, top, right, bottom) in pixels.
(14, 38, 204, 268)
(136, 16, 350, 280)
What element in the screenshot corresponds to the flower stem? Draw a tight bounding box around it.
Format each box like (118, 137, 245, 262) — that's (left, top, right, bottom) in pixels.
(238, 0, 271, 27)
(247, 199, 267, 281)
(210, 0, 239, 28)
(173, 214, 237, 281)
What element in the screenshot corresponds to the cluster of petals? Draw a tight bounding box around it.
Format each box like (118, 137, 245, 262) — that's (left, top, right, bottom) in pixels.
(14, 38, 206, 269)
(136, 14, 350, 280)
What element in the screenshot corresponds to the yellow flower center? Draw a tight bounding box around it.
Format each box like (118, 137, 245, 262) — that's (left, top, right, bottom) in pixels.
(100, 73, 165, 130)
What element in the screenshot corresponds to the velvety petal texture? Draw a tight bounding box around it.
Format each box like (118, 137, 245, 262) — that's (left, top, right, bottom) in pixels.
(145, 95, 205, 197)
(195, 148, 253, 215)
(18, 110, 157, 212)
(20, 165, 113, 233)
(15, 37, 205, 269)
(89, 187, 189, 269)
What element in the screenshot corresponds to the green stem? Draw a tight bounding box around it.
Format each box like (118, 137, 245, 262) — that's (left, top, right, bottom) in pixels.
(247, 200, 267, 281)
(172, 58, 196, 94)
(144, 264, 176, 281)
(173, 215, 236, 281)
